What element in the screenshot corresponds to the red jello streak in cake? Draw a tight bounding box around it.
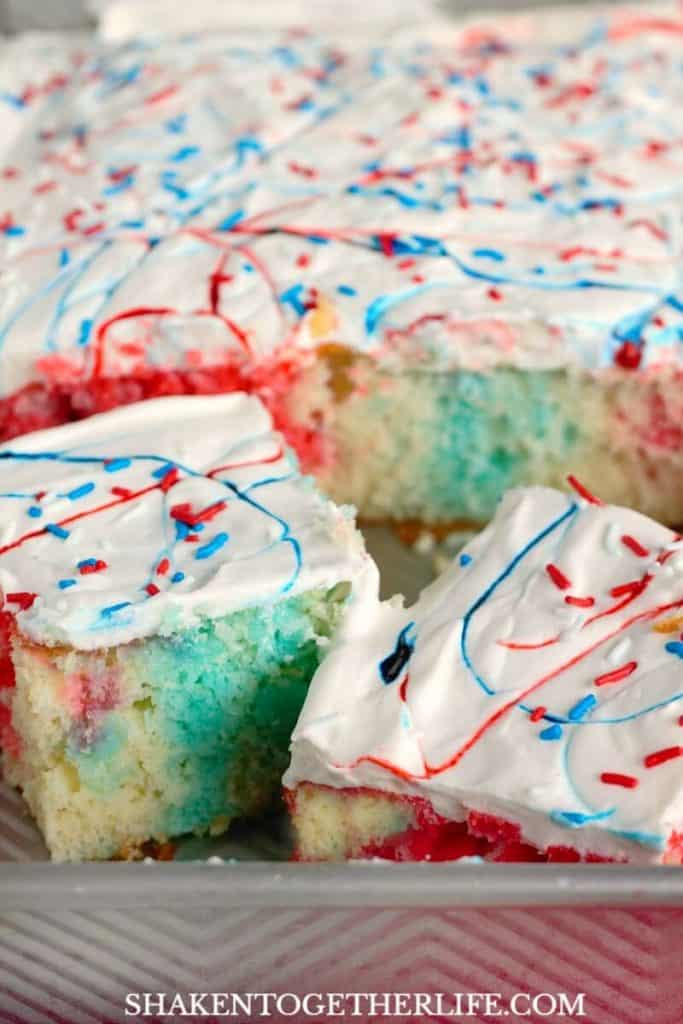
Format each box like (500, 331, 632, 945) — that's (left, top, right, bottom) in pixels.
(289, 786, 613, 863)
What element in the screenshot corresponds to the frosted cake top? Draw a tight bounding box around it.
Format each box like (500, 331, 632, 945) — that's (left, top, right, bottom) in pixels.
(0, 394, 366, 649)
(0, 5, 682, 396)
(285, 483, 683, 863)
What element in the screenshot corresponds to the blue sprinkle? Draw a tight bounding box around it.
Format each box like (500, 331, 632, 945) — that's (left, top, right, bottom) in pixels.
(119, 219, 145, 229)
(58, 579, 76, 590)
(161, 180, 189, 200)
(101, 601, 132, 618)
(4, 224, 25, 237)
(152, 462, 175, 479)
(45, 523, 69, 540)
(337, 284, 357, 296)
(511, 150, 536, 164)
(443, 124, 471, 149)
(472, 248, 505, 262)
(171, 571, 185, 584)
(215, 209, 244, 231)
(175, 520, 190, 541)
(459, 553, 472, 567)
(103, 176, 134, 197)
(59, 248, 70, 267)
(665, 641, 683, 659)
(104, 458, 132, 473)
(272, 45, 299, 68)
(280, 283, 307, 317)
(242, 262, 254, 273)
(78, 319, 93, 346)
(77, 558, 97, 570)
(539, 723, 563, 741)
(1, 92, 26, 110)
(165, 114, 187, 133)
(66, 482, 95, 500)
(306, 235, 330, 245)
(27, 506, 42, 518)
(170, 145, 200, 162)
(568, 694, 598, 721)
(234, 135, 263, 161)
(195, 532, 229, 560)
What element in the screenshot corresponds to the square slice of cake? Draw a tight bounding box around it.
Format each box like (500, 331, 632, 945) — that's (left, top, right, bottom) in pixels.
(0, 393, 368, 861)
(285, 480, 683, 864)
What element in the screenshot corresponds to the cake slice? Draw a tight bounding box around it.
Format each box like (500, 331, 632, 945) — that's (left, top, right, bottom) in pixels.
(0, 393, 368, 861)
(285, 480, 683, 864)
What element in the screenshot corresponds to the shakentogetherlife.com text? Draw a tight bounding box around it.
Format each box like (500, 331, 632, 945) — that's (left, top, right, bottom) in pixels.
(124, 991, 587, 1019)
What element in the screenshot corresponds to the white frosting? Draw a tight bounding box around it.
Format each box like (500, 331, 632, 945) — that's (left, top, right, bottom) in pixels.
(0, 394, 368, 649)
(97, 0, 437, 41)
(1, 7, 681, 399)
(285, 485, 683, 863)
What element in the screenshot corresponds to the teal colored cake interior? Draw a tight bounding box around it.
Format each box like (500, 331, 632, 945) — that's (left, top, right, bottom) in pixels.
(304, 364, 683, 524)
(4, 584, 348, 861)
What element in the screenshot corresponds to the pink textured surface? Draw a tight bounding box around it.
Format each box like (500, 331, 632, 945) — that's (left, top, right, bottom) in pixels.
(0, 906, 682, 1023)
(1, 769, 683, 1021)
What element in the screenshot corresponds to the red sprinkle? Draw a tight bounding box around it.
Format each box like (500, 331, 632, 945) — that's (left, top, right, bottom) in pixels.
(145, 84, 178, 106)
(145, 583, 160, 597)
(621, 534, 650, 557)
(600, 772, 639, 789)
(170, 500, 226, 526)
(614, 341, 642, 370)
(678, 715, 683, 727)
(159, 467, 180, 493)
(644, 746, 683, 769)
(111, 486, 132, 498)
(530, 707, 546, 722)
(565, 595, 595, 607)
(156, 558, 170, 577)
(546, 563, 571, 590)
(487, 287, 503, 301)
(79, 560, 107, 575)
(594, 661, 638, 687)
(377, 233, 397, 257)
(566, 474, 603, 505)
(296, 253, 311, 268)
(5, 592, 36, 611)
(610, 577, 648, 599)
